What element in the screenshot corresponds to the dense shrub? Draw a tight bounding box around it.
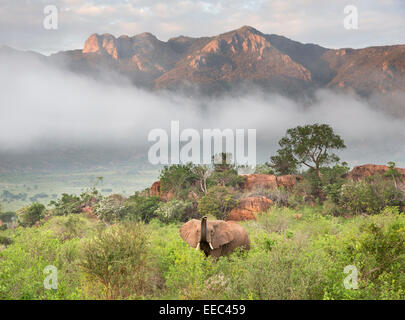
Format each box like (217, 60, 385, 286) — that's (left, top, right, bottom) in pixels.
(125, 194, 162, 223)
(292, 164, 350, 204)
(320, 163, 350, 200)
(207, 169, 245, 189)
(44, 215, 96, 241)
(216, 241, 327, 299)
(94, 194, 127, 223)
(261, 187, 289, 207)
(197, 186, 238, 220)
(155, 199, 195, 224)
(79, 188, 102, 208)
(17, 203, 46, 227)
(0, 225, 82, 299)
(0, 235, 13, 245)
(159, 163, 199, 199)
(80, 222, 156, 299)
(322, 209, 405, 299)
(332, 175, 404, 215)
(49, 194, 82, 216)
(49, 189, 101, 217)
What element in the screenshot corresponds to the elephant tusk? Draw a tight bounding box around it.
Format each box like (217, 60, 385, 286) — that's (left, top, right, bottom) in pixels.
(209, 242, 214, 250)
(196, 242, 200, 250)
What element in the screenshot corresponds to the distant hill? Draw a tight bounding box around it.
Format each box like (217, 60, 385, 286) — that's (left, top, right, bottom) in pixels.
(2, 26, 405, 97)
(36, 25, 405, 96)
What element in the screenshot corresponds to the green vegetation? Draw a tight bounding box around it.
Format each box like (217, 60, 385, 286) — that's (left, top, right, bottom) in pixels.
(324, 175, 405, 216)
(1, 124, 404, 300)
(1, 206, 403, 300)
(17, 203, 46, 227)
(270, 124, 346, 177)
(80, 222, 154, 299)
(155, 199, 194, 224)
(198, 186, 238, 220)
(125, 193, 162, 223)
(159, 163, 199, 199)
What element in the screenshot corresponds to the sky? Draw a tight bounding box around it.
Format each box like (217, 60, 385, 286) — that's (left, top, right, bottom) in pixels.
(1, 0, 405, 55)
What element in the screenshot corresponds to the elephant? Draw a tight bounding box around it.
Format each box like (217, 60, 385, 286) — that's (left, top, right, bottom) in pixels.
(180, 216, 250, 258)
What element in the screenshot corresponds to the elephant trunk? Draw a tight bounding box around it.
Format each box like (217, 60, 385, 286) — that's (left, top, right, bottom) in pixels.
(200, 216, 207, 242)
(199, 217, 214, 252)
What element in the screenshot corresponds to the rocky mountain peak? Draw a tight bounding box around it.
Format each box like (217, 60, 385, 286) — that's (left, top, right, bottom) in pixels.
(83, 33, 119, 58)
(200, 25, 270, 56)
(232, 25, 263, 36)
(61, 26, 405, 96)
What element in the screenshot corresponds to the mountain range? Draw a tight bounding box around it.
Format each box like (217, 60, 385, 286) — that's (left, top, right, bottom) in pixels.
(2, 25, 405, 97)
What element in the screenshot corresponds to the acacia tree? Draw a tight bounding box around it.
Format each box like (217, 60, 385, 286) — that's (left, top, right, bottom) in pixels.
(192, 165, 211, 195)
(384, 161, 403, 190)
(271, 124, 346, 179)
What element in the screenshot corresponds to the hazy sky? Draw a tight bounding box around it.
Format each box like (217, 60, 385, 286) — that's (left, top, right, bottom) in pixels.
(1, 0, 405, 55)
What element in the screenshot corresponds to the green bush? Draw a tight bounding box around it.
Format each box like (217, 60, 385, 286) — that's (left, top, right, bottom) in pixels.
(206, 153, 245, 189)
(17, 203, 46, 227)
(49, 194, 82, 216)
(321, 163, 350, 201)
(0, 225, 82, 299)
(49, 189, 101, 217)
(43, 215, 96, 241)
(260, 187, 289, 207)
(0, 235, 13, 245)
(125, 194, 162, 223)
(197, 186, 238, 220)
(338, 175, 404, 215)
(322, 210, 405, 299)
(207, 169, 245, 189)
(216, 241, 327, 299)
(159, 163, 199, 199)
(79, 222, 156, 299)
(155, 199, 195, 224)
(291, 164, 349, 204)
(94, 194, 127, 223)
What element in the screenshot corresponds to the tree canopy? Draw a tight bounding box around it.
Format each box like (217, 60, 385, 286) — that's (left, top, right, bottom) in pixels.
(271, 124, 346, 178)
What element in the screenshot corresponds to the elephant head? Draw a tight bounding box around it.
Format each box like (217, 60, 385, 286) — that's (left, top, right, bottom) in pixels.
(180, 216, 250, 257)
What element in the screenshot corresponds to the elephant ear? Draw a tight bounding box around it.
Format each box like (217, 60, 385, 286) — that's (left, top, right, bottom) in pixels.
(212, 221, 234, 249)
(180, 219, 200, 248)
